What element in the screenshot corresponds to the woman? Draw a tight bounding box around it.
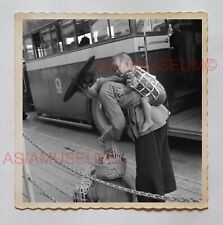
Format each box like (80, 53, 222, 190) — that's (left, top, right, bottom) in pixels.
(99, 81, 177, 202)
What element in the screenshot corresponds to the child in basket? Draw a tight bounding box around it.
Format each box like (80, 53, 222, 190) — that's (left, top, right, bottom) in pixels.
(88, 52, 167, 133)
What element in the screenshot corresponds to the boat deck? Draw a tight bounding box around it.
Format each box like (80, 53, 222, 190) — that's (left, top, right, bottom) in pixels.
(23, 112, 202, 203)
(168, 106, 201, 140)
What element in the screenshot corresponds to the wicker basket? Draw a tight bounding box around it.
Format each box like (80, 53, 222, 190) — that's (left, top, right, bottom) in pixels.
(126, 66, 165, 100)
(73, 177, 93, 202)
(94, 157, 126, 180)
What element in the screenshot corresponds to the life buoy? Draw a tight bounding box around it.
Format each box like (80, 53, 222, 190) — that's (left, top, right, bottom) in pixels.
(91, 97, 110, 134)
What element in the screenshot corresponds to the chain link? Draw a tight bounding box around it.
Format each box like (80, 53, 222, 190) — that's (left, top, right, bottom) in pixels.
(23, 133, 201, 202)
(25, 175, 57, 202)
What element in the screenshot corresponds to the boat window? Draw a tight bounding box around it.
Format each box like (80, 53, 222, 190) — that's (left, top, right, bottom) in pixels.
(109, 19, 130, 38)
(60, 20, 78, 51)
(41, 28, 54, 56)
(50, 23, 63, 53)
(24, 37, 35, 60)
(136, 19, 167, 33)
(32, 32, 44, 58)
(75, 19, 92, 47)
(91, 19, 110, 43)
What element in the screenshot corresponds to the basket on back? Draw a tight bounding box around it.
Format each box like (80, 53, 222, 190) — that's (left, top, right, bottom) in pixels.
(126, 66, 165, 100)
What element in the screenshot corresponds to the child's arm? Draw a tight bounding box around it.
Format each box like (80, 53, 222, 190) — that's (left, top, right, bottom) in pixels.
(116, 85, 132, 98)
(88, 76, 124, 97)
(123, 86, 132, 93)
(96, 75, 124, 89)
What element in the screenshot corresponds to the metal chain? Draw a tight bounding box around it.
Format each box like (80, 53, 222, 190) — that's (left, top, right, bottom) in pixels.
(23, 133, 201, 202)
(25, 174, 57, 202)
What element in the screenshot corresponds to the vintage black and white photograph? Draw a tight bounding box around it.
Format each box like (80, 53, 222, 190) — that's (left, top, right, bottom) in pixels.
(15, 13, 208, 209)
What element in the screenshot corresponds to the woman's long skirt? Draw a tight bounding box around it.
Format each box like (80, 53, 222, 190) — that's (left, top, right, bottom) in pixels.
(135, 124, 177, 202)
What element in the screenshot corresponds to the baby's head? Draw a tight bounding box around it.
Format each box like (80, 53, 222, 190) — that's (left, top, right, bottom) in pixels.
(112, 52, 133, 77)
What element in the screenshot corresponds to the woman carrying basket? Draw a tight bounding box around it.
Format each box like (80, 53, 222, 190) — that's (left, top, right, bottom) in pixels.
(66, 54, 177, 202)
(97, 53, 176, 202)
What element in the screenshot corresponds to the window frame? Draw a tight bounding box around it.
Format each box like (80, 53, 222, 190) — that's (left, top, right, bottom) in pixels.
(73, 19, 92, 47)
(40, 26, 55, 57)
(90, 19, 111, 44)
(23, 19, 135, 61)
(59, 19, 78, 52)
(108, 19, 131, 39)
(135, 19, 168, 36)
(49, 22, 63, 54)
(23, 36, 35, 61)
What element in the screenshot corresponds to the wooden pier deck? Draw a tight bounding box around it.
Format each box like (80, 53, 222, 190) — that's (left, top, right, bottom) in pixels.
(168, 106, 201, 141)
(23, 113, 202, 202)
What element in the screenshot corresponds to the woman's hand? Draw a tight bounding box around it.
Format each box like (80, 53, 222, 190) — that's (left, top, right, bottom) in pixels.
(96, 77, 105, 87)
(99, 135, 105, 144)
(116, 86, 125, 97)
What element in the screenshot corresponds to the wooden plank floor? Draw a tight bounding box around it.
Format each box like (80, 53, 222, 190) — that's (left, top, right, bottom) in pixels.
(23, 114, 202, 202)
(168, 106, 201, 140)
